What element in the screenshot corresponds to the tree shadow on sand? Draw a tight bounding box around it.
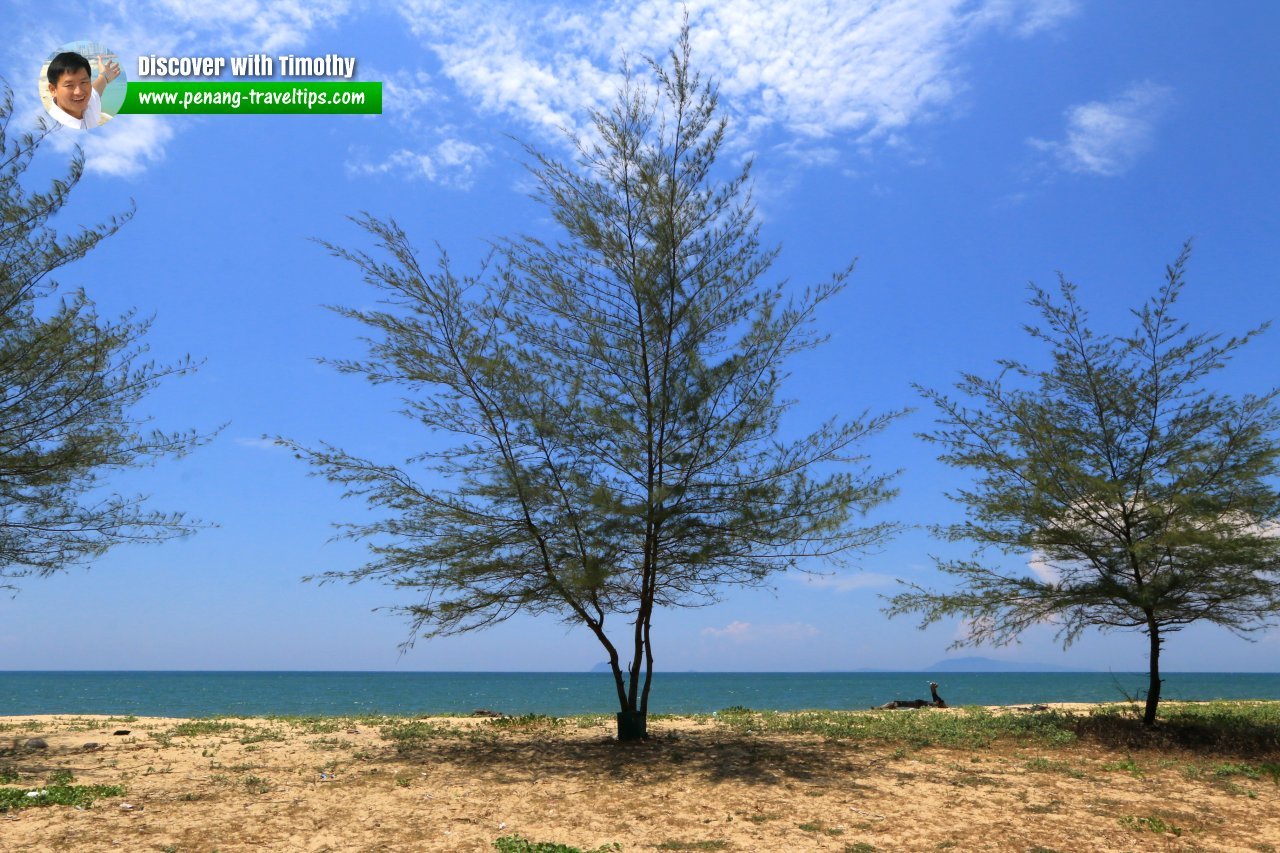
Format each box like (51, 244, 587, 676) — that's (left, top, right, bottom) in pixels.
(373, 725, 876, 788)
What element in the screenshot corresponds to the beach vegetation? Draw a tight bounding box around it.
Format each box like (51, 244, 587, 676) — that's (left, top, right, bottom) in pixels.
(493, 836, 620, 853)
(1118, 814, 1182, 836)
(170, 720, 244, 737)
(0, 88, 212, 590)
(486, 714, 563, 731)
(1022, 757, 1082, 778)
(888, 246, 1280, 726)
(286, 28, 899, 741)
(0, 782, 125, 811)
(241, 774, 272, 794)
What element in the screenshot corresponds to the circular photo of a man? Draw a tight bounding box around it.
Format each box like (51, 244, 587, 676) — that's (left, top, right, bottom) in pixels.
(40, 41, 126, 130)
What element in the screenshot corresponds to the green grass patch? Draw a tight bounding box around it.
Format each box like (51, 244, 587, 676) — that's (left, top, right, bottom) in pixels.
(1212, 761, 1280, 782)
(1101, 757, 1144, 777)
(0, 784, 126, 811)
(379, 719, 465, 750)
(242, 775, 272, 794)
(487, 714, 564, 731)
(1081, 701, 1280, 754)
(655, 842, 729, 851)
(170, 720, 246, 737)
(238, 730, 285, 745)
(711, 706, 1077, 748)
(492, 836, 619, 853)
(1119, 815, 1182, 836)
(1023, 757, 1083, 778)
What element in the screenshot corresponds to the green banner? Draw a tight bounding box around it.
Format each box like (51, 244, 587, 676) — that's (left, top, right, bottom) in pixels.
(118, 82, 381, 115)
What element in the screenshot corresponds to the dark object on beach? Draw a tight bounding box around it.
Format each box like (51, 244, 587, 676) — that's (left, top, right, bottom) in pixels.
(470, 709, 503, 718)
(82, 742, 104, 752)
(876, 698, 929, 710)
(112, 729, 130, 736)
(23, 738, 48, 751)
(874, 682, 947, 710)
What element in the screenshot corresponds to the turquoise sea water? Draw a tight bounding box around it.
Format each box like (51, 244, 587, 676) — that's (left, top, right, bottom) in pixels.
(1, 671, 1278, 717)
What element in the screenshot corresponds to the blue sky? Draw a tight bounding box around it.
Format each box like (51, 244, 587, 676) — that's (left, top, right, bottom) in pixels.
(2, 0, 1278, 673)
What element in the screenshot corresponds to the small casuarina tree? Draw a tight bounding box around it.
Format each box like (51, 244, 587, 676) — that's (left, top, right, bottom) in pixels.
(285, 33, 901, 740)
(0, 87, 208, 587)
(887, 244, 1280, 726)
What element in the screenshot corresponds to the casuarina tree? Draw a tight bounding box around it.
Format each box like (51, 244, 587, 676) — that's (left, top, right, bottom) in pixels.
(0, 87, 209, 587)
(888, 244, 1280, 725)
(285, 32, 901, 739)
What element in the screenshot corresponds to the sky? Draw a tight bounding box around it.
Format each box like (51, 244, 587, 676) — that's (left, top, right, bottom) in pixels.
(2, 0, 1278, 673)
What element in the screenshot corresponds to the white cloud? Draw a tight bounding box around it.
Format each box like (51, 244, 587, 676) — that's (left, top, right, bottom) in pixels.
(372, 67, 444, 132)
(701, 620, 819, 643)
(148, 0, 354, 53)
(83, 114, 175, 177)
(1026, 553, 1059, 584)
(398, 0, 1078, 148)
(1029, 81, 1172, 176)
(797, 571, 897, 593)
(346, 139, 487, 188)
(234, 437, 285, 451)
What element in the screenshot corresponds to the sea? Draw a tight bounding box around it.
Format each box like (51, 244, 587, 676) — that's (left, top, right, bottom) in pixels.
(1, 671, 1278, 718)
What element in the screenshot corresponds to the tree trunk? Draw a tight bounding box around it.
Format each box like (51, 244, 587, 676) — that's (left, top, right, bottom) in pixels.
(612, 656, 649, 741)
(615, 708, 647, 741)
(1143, 615, 1163, 727)
(613, 665, 649, 741)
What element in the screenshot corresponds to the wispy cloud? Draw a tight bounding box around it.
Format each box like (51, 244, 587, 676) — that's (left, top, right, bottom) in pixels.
(82, 114, 175, 177)
(234, 437, 285, 451)
(399, 0, 1078, 149)
(1026, 553, 1059, 584)
(701, 620, 819, 643)
(796, 571, 897, 593)
(1029, 81, 1172, 176)
(346, 139, 488, 188)
(147, 0, 355, 53)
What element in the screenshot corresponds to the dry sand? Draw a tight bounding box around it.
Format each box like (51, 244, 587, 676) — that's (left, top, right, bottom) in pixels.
(1, 707, 1277, 852)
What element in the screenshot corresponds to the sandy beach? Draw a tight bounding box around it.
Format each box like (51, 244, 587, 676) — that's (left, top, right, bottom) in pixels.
(1, 706, 1277, 852)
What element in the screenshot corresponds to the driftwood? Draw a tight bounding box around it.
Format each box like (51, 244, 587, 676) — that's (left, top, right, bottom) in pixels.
(873, 682, 947, 710)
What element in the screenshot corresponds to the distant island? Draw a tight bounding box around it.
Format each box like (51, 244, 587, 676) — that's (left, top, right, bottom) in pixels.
(592, 656, 1094, 674)
(923, 656, 1093, 673)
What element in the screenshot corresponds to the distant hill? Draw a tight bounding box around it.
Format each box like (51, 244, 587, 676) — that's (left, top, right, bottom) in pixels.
(925, 656, 1091, 673)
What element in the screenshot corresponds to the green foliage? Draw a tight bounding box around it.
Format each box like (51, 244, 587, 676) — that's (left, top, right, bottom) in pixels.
(0, 87, 211, 586)
(286, 28, 899, 736)
(241, 775, 271, 794)
(707, 701, 1279, 755)
(169, 720, 244, 737)
(1080, 700, 1280, 753)
(1119, 815, 1182, 836)
(656, 842, 728, 851)
(889, 244, 1280, 725)
(486, 714, 563, 731)
(0, 783, 126, 811)
(1023, 757, 1082, 778)
(378, 719, 466, 751)
(712, 706, 1077, 748)
(492, 836, 620, 853)
(1101, 757, 1144, 777)
(237, 729, 285, 745)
